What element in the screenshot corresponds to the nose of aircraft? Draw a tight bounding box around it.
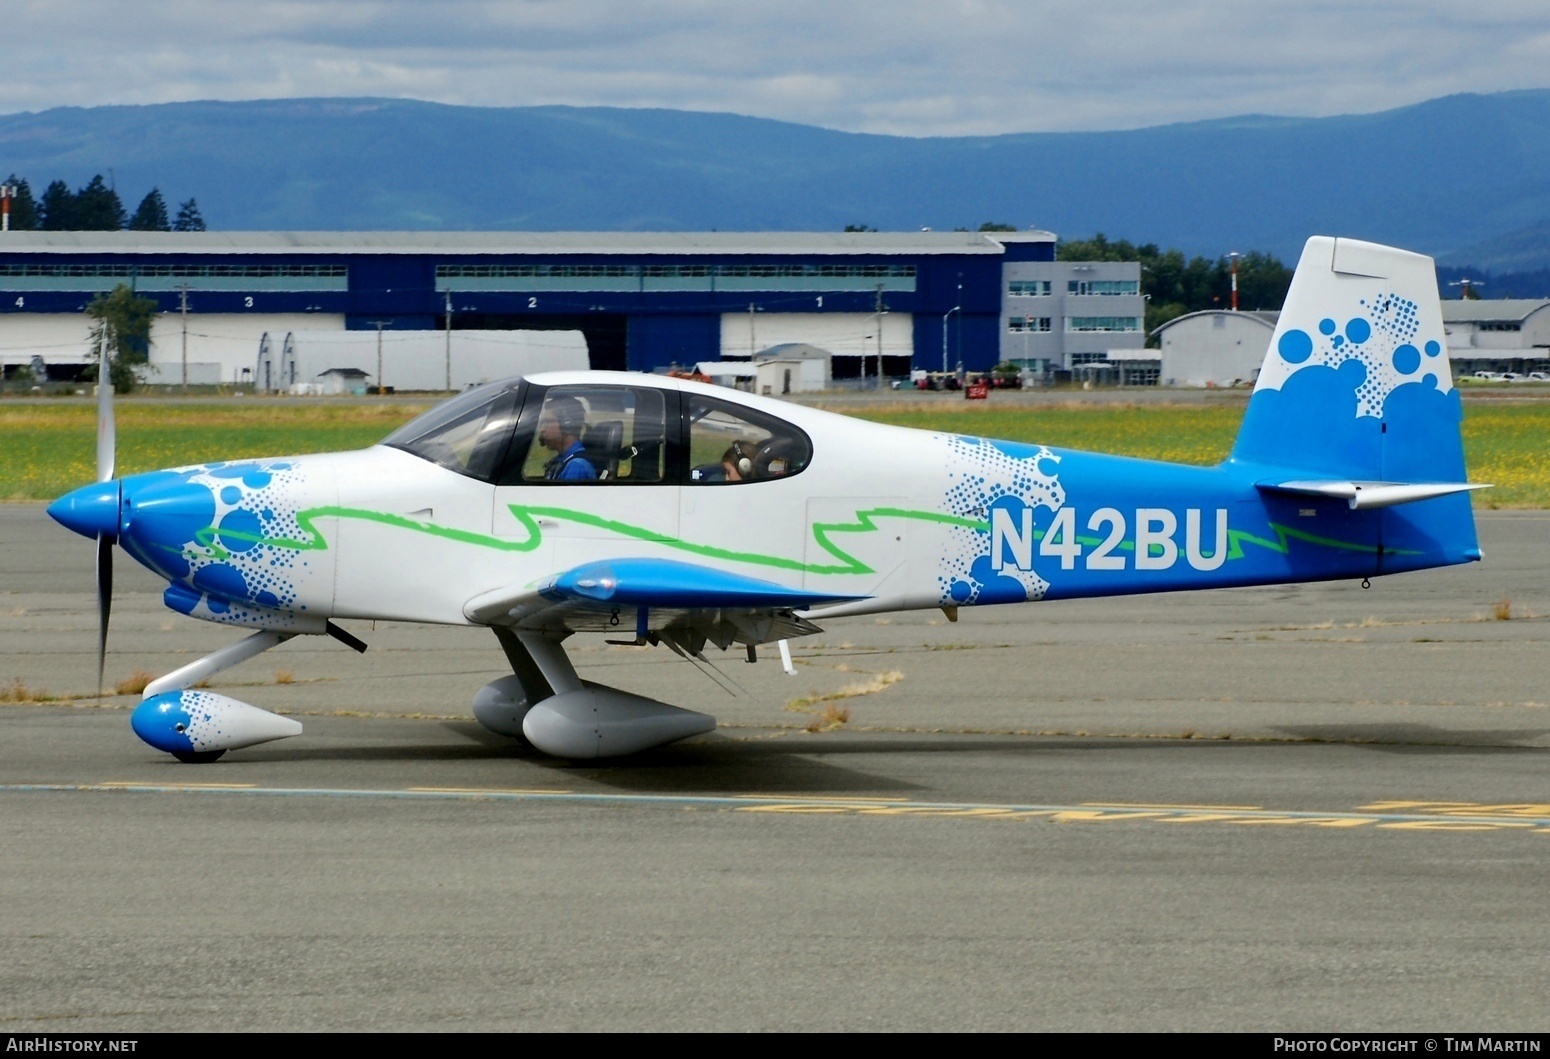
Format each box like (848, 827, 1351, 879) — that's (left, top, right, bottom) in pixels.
(47, 481, 123, 539)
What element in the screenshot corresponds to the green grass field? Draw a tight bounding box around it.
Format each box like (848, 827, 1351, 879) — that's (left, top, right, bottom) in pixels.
(2, 397, 1545, 507)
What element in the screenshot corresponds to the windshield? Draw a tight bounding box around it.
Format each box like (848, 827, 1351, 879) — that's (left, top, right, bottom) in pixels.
(381, 378, 524, 482)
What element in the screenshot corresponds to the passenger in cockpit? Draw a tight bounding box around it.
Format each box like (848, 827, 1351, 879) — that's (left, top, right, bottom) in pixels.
(721, 440, 759, 482)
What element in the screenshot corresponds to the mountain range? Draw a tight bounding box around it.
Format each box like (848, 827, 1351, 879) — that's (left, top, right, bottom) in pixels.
(2, 91, 1549, 271)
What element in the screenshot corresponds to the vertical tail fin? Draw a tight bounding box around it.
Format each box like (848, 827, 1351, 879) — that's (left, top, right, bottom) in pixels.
(1232, 236, 1463, 481)
(1230, 236, 1482, 569)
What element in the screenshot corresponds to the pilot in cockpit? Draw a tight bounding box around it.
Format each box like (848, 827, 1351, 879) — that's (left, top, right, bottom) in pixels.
(539, 396, 598, 481)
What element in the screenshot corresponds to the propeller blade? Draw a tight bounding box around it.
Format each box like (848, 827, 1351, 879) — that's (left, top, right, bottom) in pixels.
(96, 346, 115, 482)
(96, 532, 112, 700)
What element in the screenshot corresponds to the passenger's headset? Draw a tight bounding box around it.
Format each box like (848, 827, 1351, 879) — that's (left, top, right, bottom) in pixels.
(732, 442, 756, 478)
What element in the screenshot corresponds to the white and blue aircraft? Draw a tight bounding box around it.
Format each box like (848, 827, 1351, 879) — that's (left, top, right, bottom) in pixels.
(49, 236, 1487, 762)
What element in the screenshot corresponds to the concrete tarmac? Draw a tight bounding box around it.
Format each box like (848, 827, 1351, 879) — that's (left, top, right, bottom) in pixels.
(2, 504, 1548, 1031)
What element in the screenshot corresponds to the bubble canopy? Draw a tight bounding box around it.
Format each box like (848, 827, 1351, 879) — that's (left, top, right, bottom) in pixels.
(381, 377, 526, 482)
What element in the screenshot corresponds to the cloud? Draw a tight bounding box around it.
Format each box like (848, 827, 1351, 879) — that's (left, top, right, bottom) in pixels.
(2, 0, 1549, 134)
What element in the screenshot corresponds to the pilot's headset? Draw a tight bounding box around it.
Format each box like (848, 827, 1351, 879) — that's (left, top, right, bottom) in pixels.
(726, 440, 758, 479)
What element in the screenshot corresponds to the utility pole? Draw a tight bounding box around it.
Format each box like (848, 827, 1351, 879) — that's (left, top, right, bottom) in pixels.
(369, 320, 390, 395)
(748, 303, 757, 358)
(177, 284, 190, 394)
(444, 291, 453, 392)
(874, 284, 885, 389)
(1227, 251, 1242, 311)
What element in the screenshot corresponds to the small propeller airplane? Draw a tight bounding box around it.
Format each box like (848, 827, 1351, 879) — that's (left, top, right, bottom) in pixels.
(49, 236, 1487, 762)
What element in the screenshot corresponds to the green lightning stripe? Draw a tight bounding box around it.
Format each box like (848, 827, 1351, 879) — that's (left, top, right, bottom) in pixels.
(189, 504, 985, 575)
(183, 503, 1412, 572)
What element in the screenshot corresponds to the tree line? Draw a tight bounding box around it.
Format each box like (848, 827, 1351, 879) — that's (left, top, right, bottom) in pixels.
(1056, 233, 1292, 338)
(2, 173, 205, 232)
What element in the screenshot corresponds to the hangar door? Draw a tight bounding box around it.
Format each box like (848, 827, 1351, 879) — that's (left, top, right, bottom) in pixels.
(719, 312, 913, 367)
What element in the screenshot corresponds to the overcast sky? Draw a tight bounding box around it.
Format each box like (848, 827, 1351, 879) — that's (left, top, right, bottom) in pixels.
(3, 1, 1548, 136)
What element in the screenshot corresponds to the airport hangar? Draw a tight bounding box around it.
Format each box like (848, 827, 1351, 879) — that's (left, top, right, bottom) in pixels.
(1149, 301, 1550, 387)
(0, 230, 1145, 387)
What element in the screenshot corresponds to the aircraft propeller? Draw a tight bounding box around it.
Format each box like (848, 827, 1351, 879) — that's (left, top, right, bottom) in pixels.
(94, 346, 117, 700)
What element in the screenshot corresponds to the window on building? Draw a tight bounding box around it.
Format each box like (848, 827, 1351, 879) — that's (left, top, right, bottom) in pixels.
(1478, 321, 1522, 332)
(0, 263, 347, 279)
(1067, 316, 1141, 332)
(1008, 280, 1051, 297)
(1008, 316, 1053, 333)
(1066, 279, 1140, 296)
(1071, 353, 1109, 365)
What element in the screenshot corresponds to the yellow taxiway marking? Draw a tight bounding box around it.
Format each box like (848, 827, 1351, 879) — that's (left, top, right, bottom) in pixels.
(732, 794, 910, 803)
(1085, 801, 1264, 811)
(406, 786, 573, 795)
(1362, 800, 1550, 818)
(100, 780, 258, 790)
(4, 784, 1547, 838)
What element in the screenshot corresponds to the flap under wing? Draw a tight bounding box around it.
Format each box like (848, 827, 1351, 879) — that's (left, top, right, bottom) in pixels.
(464, 557, 864, 646)
(1256, 479, 1490, 511)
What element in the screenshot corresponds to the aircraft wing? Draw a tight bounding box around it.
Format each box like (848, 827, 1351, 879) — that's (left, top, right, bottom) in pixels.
(464, 557, 863, 650)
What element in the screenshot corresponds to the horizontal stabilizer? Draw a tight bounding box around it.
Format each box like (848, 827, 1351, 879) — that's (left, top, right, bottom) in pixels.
(1257, 479, 1490, 510)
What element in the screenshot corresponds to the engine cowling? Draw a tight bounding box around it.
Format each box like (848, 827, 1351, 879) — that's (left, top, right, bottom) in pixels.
(131, 690, 302, 760)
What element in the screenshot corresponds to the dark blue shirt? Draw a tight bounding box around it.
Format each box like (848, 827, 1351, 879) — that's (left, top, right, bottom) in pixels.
(546, 440, 597, 481)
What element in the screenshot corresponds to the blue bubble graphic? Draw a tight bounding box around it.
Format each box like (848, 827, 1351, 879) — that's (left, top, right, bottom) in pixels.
(255, 590, 280, 608)
(164, 583, 199, 615)
(216, 508, 263, 553)
(193, 562, 249, 604)
(948, 580, 972, 603)
(1331, 335, 1345, 350)
(1318, 318, 1337, 335)
(1424, 340, 1441, 357)
(1392, 344, 1421, 374)
(242, 472, 271, 489)
(1346, 318, 1371, 344)
(1279, 329, 1314, 363)
(220, 486, 242, 505)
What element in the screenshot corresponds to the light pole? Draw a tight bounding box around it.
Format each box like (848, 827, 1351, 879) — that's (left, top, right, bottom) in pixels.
(954, 277, 963, 377)
(942, 304, 959, 376)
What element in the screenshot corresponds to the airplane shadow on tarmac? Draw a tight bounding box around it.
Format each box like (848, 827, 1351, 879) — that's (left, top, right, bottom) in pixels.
(227, 718, 1549, 797)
